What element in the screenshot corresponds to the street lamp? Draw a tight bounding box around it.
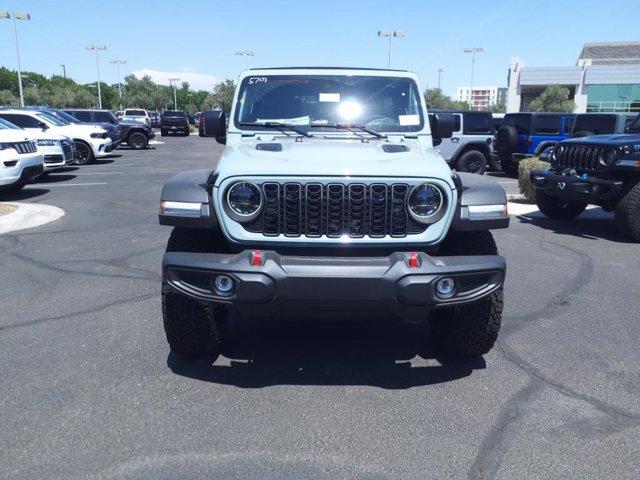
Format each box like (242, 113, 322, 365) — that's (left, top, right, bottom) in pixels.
(168, 77, 180, 110)
(109, 59, 127, 106)
(463, 47, 484, 111)
(377, 30, 405, 69)
(235, 50, 255, 57)
(60, 64, 67, 79)
(86, 44, 107, 109)
(1, 10, 31, 107)
(437, 68, 443, 90)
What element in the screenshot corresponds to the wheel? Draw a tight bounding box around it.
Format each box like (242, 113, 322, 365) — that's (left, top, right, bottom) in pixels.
(128, 132, 148, 150)
(535, 189, 587, 220)
(430, 231, 503, 357)
(495, 125, 517, 157)
(162, 228, 230, 358)
(160, 129, 167, 137)
(456, 150, 487, 175)
(572, 130, 595, 138)
(614, 181, 640, 241)
(500, 156, 519, 177)
(74, 141, 95, 165)
(183, 129, 190, 137)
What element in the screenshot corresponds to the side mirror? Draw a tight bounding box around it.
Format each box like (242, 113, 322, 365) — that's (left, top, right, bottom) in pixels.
(202, 110, 226, 144)
(429, 113, 454, 143)
(38, 122, 49, 131)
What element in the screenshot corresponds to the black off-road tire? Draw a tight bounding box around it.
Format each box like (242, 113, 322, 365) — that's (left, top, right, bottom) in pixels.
(430, 230, 503, 357)
(160, 129, 167, 137)
(614, 181, 640, 241)
(183, 129, 190, 137)
(456, 150, 487, 175)
(74, 140, 95, 165)
(535, 189, 587, 220)
(495, 125, 518, 157)
(128, 132, 148, 150)
(162, 227, 230, 358)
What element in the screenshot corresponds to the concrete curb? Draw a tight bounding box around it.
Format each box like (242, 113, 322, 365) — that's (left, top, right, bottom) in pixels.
(0, 202, 65, 234)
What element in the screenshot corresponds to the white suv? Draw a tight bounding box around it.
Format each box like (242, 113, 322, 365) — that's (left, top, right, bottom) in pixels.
(0, 126, 43, 193)
(122, 109, 151, 128)
(0, 117, 73, 173)
(0, 110, 112, 165)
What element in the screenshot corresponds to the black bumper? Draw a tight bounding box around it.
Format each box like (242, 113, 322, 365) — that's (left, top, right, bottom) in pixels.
(163, 250, 506, 322)
(530, 169, 623, 202)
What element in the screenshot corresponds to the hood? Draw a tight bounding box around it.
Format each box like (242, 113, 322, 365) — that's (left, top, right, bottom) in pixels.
(563, 134, 640, 145)
(0, 129, 32, 143)
(216, 138, 453, 184)
(25, 132, 70, 142)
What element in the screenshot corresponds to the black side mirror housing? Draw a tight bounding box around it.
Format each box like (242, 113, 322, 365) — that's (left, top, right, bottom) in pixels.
(38, 122, 49, 131)
(429, 113, 454, 145)
(202, 110, 226, 144)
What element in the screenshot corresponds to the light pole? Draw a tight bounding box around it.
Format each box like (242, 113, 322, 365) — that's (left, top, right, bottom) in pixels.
(437, 68, 443, 90)
(168, 77, 180, 110)
(463, 47, 484, 111)
(377, 30, 405, 69)
(60, 64, 67, 78)
(235, 50, 255, 70)
(86, 44, 107, 108)
(109, 59, 127, 107)
(1, 10, 31, 107)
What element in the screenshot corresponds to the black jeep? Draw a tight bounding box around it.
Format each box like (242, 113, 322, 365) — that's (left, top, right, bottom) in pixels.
(118, 119, 156, 150)
(530, 115, 640, 241)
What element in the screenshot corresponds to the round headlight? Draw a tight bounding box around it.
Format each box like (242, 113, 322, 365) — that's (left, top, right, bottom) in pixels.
(226, 181, 263, 222)
(604, 149, 617, 164)
(407, 183, 444, 223)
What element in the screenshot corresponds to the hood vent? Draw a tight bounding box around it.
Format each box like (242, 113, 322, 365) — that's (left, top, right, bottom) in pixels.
(256, 143, 282, 152)
(382, 144, 409, 153)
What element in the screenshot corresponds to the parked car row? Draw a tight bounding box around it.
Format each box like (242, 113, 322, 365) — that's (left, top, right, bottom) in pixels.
(0, 107, 157, 194)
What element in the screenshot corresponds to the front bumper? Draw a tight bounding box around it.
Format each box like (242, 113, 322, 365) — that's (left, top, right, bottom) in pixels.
(530, 169, 623, 202)
(163, 250, 506, 322)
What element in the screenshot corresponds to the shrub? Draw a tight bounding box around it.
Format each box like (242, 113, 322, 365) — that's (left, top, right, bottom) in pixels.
(518, 157, 551, 202)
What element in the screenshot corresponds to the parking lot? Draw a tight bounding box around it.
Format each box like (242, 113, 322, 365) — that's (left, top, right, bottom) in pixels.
(1, 135, 640, 479)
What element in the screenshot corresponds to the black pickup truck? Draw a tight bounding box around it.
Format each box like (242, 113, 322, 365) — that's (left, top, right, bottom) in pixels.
(160, 110, 190, 137)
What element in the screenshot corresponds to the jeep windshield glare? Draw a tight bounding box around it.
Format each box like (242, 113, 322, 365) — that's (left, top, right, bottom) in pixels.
(234, 74, 424, 134)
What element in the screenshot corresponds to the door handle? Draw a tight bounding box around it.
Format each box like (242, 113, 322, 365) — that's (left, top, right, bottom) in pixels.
(451, 138, 459, 143)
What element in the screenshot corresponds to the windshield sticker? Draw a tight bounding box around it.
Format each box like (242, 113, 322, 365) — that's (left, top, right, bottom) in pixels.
(248, 77, 268, 85)
(319, 93, 340, 103)
(399, 114, 420, 126)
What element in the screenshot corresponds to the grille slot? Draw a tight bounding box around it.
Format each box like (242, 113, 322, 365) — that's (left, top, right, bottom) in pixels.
(10, 141, 37, 154)
(557, 144, 606, 173)
(61, 141, 74, 162)
(242, 182, 430, 238)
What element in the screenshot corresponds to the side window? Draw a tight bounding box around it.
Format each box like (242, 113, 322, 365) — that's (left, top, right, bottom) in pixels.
(534, 115, 560, 135)
(0, 114, 40, 128)
(463, 114, 492, 134)
(94, 112, 115, 123)
(453, 114, 461, 132)
(563, 117, 575, 134)
(73, 111, 92, 122)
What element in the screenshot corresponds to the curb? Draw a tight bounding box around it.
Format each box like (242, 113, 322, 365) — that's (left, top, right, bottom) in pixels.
(0, 202, 65, 234)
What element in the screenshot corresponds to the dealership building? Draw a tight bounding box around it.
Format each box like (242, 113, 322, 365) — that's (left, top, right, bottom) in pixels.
(455, 86, 507, 110)
(506, 41, 640, 113)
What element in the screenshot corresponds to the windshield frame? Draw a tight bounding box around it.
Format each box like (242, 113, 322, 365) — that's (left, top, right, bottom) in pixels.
(0, 117, 19, 130)
(232, 72, 426, 136)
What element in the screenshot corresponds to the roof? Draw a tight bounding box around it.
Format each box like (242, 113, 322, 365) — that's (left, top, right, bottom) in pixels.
(249, 66, 409, 72)
(578, 41, 640, 65)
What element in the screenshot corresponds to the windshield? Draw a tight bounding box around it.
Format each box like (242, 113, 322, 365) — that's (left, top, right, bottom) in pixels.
(0, 118, 19, 129)
(37, 112, 66, 126)
(126, 110, 146, 116)
(54, 110, 81, 123)
(234, 74, 424, 133)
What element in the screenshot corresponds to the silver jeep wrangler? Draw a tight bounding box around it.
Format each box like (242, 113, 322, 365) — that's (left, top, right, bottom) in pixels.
(159, 67, 509, 359)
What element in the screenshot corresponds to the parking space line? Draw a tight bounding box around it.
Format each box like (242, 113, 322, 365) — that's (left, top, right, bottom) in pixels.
(33, 182, 108, 187)
(73, 172, 123, 175)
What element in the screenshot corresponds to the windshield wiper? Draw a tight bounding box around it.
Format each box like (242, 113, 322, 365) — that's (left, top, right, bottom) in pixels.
(313, 123, 387, 139)
(239, 121, 313, 138)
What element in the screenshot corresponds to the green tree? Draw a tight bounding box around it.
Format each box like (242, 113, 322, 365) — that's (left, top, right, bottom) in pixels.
(424, 88, 455, 109)
(529, 85, 575, 112)
(489, 102, 506, 113)
(203, 79, 235, 112)
(0, 89, 17, 106)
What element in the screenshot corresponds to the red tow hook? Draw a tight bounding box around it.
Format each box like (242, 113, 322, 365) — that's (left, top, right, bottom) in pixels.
(408, 252, 420, 268)
(250, 250, 263, 266)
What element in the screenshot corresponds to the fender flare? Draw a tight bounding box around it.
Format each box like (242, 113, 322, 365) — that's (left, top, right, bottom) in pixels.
(451, 142, 492, 164)
(450, 172, 510, 231)
(534, 141, 558, 155)
(159, 169, 220, 229)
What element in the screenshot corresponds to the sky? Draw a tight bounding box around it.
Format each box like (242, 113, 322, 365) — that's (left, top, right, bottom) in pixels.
(1, 0, 639, 95)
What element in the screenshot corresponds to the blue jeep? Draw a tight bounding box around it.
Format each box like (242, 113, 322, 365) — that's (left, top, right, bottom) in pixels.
(494, 112, 576, 177)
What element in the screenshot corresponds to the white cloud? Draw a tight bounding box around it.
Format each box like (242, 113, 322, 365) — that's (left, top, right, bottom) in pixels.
(131, 68, 219, 91)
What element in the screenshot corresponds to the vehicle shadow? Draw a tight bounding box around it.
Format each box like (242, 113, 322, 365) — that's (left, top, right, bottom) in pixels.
(102, 153, 123, 159)
(33, 173, 77, 183)
(168, 320, 485, 389)
(92, 159, 115, 165)
(516, 210, 631, 243)
(0, 187, 50, 200)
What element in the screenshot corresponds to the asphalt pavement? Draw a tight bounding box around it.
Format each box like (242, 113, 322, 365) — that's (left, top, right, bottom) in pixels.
(1, 135, 639, 479)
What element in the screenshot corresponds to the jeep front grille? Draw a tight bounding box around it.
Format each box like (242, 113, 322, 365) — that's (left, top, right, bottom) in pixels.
(244, 182, 427, 238)
(556, 145, 610, 173)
